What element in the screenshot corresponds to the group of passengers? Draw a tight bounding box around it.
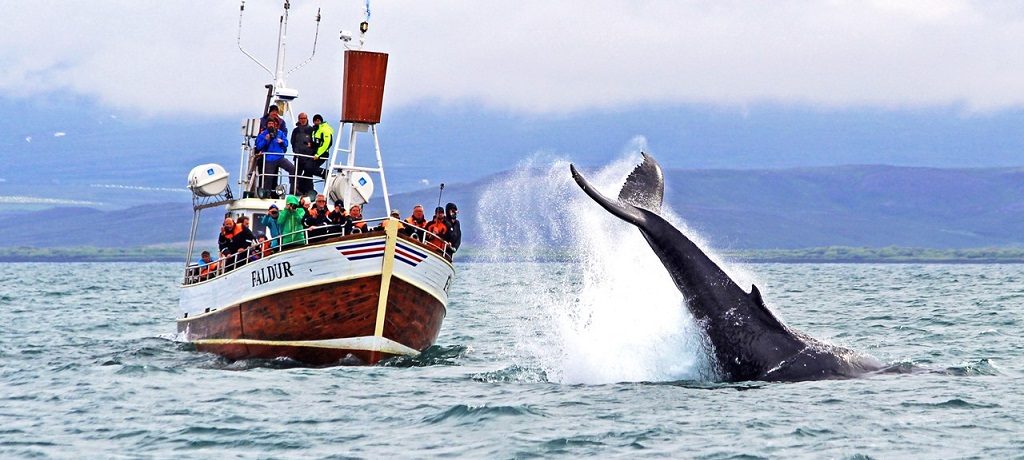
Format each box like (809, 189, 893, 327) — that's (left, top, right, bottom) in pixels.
(253, 106, 334, 198)
(194, 194, 462, 282)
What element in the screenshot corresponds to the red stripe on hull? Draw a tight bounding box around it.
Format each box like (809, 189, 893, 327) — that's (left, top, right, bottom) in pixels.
(178, 276, 446, 365)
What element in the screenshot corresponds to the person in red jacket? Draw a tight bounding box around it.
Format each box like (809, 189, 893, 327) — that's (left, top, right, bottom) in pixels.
(424, 206, 449, 251)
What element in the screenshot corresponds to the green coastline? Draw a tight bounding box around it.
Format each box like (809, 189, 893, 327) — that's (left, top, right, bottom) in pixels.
(2, 246, 1023, 264)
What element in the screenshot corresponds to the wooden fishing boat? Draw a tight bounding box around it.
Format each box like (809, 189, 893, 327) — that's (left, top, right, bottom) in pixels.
(177, 3, 455, 365)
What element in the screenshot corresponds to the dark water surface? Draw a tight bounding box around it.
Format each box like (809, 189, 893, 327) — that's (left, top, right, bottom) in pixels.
(1, 262, 1022, 458)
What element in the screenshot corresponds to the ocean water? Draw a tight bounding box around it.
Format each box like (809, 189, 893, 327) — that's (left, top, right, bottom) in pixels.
(3, 154, 1023, 458)
(1, 261, 1022, 459)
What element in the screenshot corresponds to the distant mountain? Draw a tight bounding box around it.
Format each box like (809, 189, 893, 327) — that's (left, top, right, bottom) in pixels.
(7, 97, 1024, 211)
(2, 165, 1022, 250)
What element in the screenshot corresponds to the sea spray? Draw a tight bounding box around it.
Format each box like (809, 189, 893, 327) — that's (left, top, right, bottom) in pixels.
(476, 149, 763, 384)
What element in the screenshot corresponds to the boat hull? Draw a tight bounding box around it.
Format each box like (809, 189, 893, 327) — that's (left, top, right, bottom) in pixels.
(178, 227, 454, 365)
(178, 275, 445, 365)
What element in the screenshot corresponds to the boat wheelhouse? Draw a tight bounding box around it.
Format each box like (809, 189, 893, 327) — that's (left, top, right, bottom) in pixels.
(177, 2, 455, 365)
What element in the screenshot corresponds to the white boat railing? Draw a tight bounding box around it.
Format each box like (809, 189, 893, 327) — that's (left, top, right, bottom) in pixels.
(244, 150, 327, 199)
(183, 216, 453, 285)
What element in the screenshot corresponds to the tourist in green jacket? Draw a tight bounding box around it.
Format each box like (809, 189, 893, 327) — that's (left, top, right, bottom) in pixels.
(277, 194, 307, 248)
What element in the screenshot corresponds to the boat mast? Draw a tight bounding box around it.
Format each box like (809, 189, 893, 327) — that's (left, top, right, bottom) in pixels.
(236, 0, 320, 196)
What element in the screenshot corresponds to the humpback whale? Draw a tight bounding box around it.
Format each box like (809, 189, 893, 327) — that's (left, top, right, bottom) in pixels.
(570, 154, 884, 382)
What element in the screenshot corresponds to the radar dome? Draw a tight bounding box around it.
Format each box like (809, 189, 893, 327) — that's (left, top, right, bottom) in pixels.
(330, 171, 374, 206)
(187, 164, 230, 197)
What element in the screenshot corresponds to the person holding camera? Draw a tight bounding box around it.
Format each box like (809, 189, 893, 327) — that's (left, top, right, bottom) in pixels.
(276, 194, 307, 249)
(254, 118, 294, 197)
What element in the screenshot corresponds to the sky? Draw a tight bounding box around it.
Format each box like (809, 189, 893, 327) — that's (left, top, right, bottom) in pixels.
(2, 0, 1024, 207)
(7, 1, 1024, 117)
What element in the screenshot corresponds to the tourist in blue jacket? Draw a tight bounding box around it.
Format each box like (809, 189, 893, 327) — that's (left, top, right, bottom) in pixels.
(254, 118, 294, 196)
(260, 204, 283, 249)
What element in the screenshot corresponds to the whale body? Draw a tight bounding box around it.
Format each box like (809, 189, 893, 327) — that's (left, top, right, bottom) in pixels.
(570, 153, 883, 382)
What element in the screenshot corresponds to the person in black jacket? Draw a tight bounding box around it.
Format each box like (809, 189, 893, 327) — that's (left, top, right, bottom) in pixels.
(302, 194, 332, 243)
(291, 112, 318, 197)
(328, 200, 352, 235)
(218, 217, 255, 270)
(445, 202, 462, 255)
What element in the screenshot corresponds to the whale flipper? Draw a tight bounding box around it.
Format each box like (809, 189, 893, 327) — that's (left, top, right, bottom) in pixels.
(617, 152, 664, 213)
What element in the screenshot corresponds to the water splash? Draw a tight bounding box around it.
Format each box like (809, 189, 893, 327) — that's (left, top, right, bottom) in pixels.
(477, 148, 746, 384)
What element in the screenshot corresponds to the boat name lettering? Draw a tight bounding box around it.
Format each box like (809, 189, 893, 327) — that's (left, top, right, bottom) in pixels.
(251, 261, 295, 287)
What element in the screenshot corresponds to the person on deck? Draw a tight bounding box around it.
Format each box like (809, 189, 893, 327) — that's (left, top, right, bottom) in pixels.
(349, 204, 367, 233)
(374, 209, 404, 232)
(404, 204, 427, 240)
(311, 114, 334, 178)
(277, 195, 307, 248)
(425, 206, 449, 251)
(218, 217, 251, 270)
(445, 202, 462, 255)
(254, 118, 294, 196)
(197, 250, 219, 280)
(328, 200, 351, 235)
(303, 194, 332, 243)
(291, 112, 318, 197)
(251, 233, 270, 261)
(260, 204, 282, 250)
(259, 105, 288, 137)
(235, 216, 256, 257)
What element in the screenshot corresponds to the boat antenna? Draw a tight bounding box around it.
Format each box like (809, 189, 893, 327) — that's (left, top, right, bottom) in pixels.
(437, 183, 445, 208)
(285, 6, 321, 76)
(236, 0, 274, 78)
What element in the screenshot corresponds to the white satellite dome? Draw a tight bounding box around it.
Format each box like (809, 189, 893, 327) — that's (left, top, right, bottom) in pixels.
(187, 163, 230, 197)
(330, 171, 374, 206)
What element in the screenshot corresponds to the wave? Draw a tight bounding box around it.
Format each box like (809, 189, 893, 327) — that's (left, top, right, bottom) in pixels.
(476, 148, 742, 385)
(421, 403, 547, 426)
(381, 344, 468, 367)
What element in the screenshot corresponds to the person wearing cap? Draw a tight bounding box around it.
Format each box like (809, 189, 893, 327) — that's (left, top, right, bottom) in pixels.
(444, 202, 461, 254)
(260, 204, 283, 250)
(374, 209, 404, 232)
(328, 200, 351, 235)
(276, 195, 307, 248)
(311, 114, 334, 178)
(425, 206, 449, 251)
(259, 105, 288, 137)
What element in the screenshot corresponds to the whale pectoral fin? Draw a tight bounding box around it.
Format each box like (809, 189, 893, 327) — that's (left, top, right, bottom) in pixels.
(570, 163, 644, 226)
(749, 284, 788, 333)
(617, 152, 665, 214)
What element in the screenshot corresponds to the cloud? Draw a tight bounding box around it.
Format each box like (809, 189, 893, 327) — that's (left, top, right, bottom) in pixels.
(89, 184, 189, 193)
(53, 132, 66, 137)
(24, 136, 31, 143)
(419, 179, 430, 186)
(6, 1, 1024, 117)
(0, 195, 99, 206)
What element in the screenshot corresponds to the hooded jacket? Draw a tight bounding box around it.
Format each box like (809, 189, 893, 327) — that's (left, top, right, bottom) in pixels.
(276, 195, 307, 246)
(260, 212, 282, 248)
